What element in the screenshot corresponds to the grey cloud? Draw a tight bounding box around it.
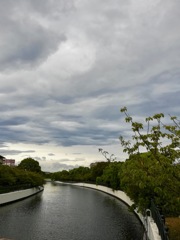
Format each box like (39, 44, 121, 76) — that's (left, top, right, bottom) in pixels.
(48, 153, 55, 156)
(0, 27, 65, 71)
(0, 0, 66, 71)
(0, 143, 8, 148)
(0, 71, 179, 148)
(34, 156, 46, 161)
(57, 158, 86, 163)
(0, 149, 35, 156)
(0, 117, 29, 126)
(0, 75, 179, 148)
(28, 0, 75, 15)
(74, 158, 86, 162)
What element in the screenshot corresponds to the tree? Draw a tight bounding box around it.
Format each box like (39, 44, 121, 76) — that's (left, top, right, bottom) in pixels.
(119, 107, 180, 216)
(0, 165, 44, 190)
(96, 161, 123, 190)
(18, 158, 41, 173)
(90, 162, 110, 182)
(120, 107, 179, 163)
(0, 165, 16, 186)
(51, 167, 91, 182)
(69, 167, 91, 182)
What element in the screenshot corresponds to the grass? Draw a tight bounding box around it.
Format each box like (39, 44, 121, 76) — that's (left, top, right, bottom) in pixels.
(166, 217, 180, 240)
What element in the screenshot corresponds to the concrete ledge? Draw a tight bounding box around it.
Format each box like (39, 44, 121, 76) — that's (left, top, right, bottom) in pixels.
(0, 186, 44, 205)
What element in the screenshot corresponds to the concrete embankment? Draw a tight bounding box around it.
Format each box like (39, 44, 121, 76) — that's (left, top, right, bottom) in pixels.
(0, 186, 44, 205)
(57, 182, 161, 240)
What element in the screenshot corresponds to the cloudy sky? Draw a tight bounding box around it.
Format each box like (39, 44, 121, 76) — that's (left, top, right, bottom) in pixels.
(0, 0, 179, 172)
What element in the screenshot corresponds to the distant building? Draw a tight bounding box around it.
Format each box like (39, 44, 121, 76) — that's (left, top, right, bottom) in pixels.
(2, 159, 15, 166)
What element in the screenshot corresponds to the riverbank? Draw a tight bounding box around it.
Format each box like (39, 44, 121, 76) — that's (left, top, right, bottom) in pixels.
(56, 181, 161, 240)
(0, 186, 44, 205)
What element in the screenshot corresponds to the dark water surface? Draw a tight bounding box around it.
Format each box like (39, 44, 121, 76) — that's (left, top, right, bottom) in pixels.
(0, 182, 144, 240)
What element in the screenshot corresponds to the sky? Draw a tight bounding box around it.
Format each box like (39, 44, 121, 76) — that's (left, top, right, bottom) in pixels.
(0, 0, 179, 172)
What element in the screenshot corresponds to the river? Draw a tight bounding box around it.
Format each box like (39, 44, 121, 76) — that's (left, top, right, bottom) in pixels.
(0, 182, 145, 240)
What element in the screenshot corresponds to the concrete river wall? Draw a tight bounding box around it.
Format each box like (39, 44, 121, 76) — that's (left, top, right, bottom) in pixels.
(0, 186, 44, 205)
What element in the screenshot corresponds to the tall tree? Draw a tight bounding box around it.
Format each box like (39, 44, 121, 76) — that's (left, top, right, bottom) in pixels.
(120, 107, 179, 163)
(18, 158, 41, 173)
(119, 107, 180, 215)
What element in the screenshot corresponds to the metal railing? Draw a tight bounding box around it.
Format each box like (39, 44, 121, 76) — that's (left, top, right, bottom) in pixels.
(150, 200, 169, 240)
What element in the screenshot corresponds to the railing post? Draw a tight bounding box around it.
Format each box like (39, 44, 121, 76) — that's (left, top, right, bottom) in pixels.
(150, 199, 169, 240)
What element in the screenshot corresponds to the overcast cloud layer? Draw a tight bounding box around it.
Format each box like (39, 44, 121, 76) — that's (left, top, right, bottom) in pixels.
(0, 0, 180, 172)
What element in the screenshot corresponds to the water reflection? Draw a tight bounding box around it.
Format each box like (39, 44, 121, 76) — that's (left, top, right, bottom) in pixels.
(0, 182, 144, 240)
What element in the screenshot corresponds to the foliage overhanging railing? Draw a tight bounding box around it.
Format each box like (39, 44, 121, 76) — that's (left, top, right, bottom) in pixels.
(150, 200, 169, 240)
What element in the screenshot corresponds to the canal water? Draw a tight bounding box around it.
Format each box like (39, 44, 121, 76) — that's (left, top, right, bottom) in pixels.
(0, 182, 144, 240)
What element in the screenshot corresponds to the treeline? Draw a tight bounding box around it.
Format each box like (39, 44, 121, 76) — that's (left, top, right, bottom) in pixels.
(0, 158, 45, 193)
(51, 161, 122, 190)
